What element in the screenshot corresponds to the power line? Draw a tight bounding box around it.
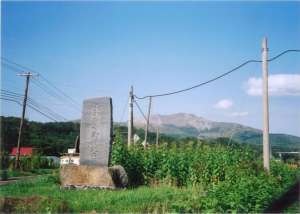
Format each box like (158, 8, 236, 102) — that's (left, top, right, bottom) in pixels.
(1, 57, 81, 109)
(1, 90, 67, 121)
(2, 62, 80, 119)
(268, 49, 300, 62)
(133, 99, 156, 131)
(119, 96, 129, 123)
(0, 96, 58, 122)
(2, 80, 23, 90)
(1, 94, 67, 121)
(1, 61, 21, 73)
(134, 49, 300, 99)
(134, 100, 148, 122)
(28, 98, 68, 121)
(39, 75, 80, 106)
(2, 66, 81, 112)
(31, 79, 80, 112)
(2, 57, 33, 71)
(2, 60, 80, 112)
(1, 94, 60, 122)
(26, 102, 59, 122)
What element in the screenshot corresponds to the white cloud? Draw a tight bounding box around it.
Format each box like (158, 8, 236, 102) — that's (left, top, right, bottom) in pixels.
(214, 99, 233, 109)
(246, 74, 300, 96)
(229, 112, 249, 117)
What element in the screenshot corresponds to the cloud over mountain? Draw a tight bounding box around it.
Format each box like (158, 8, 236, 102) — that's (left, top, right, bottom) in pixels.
(246, 74, 300, 96)
(229, 112, 249, 117)
(213, 99, 233, 109)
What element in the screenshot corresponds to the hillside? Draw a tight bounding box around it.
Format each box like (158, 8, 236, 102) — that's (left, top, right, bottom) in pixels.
(2, 115, 299, 155)
(134, 113, 300, 151)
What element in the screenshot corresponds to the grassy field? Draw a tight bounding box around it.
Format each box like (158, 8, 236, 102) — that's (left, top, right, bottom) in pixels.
(5, 169, 56, 177)
(284, 202, 300, 213)
(1, 173, 299, 213)
(0, 174, 207, 213)
(1, 137, 299, 213)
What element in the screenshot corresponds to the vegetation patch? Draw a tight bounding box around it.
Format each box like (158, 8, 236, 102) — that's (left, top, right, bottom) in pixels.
(0, 195, 69, 213)
(1, 122, 299, 213)
(1, 132, 299, 213)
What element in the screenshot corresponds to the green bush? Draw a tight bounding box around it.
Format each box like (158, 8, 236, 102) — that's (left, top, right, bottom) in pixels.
(1, 151, 9, 180)
(111, 134, 299, 212)
(8, 154, 58, 172)
(111, 131, 145, 186)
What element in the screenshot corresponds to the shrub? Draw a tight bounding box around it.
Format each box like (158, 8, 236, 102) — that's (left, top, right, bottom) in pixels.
(7, 154, 58, 172)
(111, 136, 299, 212)
(111, 131, 144, 186)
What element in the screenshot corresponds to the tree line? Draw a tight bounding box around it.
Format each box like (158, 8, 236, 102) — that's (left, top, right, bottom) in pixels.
(0, 116, 182, 156)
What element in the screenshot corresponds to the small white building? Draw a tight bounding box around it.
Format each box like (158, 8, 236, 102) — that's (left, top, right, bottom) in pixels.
(133, 134, 140, 144)
(60, 148, 80, 165)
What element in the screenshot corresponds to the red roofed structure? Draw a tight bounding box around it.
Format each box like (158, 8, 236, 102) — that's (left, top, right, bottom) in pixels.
(10, 147, 36, 156)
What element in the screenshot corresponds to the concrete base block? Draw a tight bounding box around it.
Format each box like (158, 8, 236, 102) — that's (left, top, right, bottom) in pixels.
(60, 165, 116, 189)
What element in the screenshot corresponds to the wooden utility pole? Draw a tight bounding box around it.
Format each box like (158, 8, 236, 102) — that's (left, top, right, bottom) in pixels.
(144, 96, 152, 148)
(15, 72, 35, 169)
(156, 127, 159, 147)
(74, 135, 80, 153)
(262, 37, 270, 172)
(128, 86, 134, 146)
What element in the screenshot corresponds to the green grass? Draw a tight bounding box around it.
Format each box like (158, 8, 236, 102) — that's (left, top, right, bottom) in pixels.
(6, 168, 55, 178)
(1, 138, 299, 213)
(0, 174, 205, 213)
(284, 202, 300, 213)
(1, 173, 299, 213)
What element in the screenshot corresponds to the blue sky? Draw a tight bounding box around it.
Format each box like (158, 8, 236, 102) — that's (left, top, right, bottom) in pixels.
(1, 1, 300, 136)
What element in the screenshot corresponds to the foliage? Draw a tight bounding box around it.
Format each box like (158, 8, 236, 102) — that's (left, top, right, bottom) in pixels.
(1, 117, 299, 212)
(235, 132, 300, 153)
(0, 174, 201, 213)
(2, 116, 299, 157)
(0, 151, 10, 180)
(7, 154, 59, 171)
(111, 133, 299, 212)
(1, 116, 79, 156)
(111, 130, 145, 186)
(6, 169, 56, 178)
(0, 168, 298, 213)
(283, 201, 300, 213)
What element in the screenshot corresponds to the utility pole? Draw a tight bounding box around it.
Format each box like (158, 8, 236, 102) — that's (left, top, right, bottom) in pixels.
(74, 135, 80, 153)
(144, 96, 152, 148)
(128, 86, 134, 146)
(262, 37, 270, 172)
(156, 127, 159, 147)
(15, 72, 35, 169)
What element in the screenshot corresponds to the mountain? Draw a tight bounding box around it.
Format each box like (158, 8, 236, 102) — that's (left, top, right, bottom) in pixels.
(134, 113, 300, 151)
(134, 113, 260, 138)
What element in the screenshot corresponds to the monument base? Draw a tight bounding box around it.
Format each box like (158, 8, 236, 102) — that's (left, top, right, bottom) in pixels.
(60, 165, 115, 189)
(60, 165, 128, 189)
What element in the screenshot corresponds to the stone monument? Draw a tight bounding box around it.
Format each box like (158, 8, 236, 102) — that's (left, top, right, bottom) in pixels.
(80, 97, 113, 166)
(60, 97, 127, 189)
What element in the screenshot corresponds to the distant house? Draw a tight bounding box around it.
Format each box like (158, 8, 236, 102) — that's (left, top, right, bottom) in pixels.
(60, 148, 80, 165)
(60, 136, 80, 165)
(10, 147, 37, 157)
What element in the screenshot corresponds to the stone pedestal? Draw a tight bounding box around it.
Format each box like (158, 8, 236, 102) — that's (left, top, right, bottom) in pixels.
(60, 165, 128, 189)
(60, 165, 115, 189)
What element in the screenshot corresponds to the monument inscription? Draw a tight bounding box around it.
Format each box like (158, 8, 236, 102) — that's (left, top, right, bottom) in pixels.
(80, 97, 113, 166)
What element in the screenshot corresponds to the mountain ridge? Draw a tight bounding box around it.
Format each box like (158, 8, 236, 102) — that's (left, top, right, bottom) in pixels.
(133, 113, 300, 151)
(134, 112, 260, 137)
